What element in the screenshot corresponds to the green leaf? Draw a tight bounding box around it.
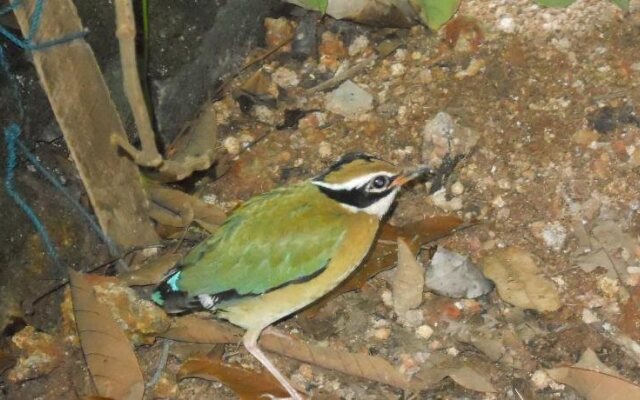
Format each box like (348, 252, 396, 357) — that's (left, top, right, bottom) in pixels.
(609, 0, 629, 10)
(534, 0, 576, 7)
(297, 0, 328, 14)
(414, 0, 461, 30)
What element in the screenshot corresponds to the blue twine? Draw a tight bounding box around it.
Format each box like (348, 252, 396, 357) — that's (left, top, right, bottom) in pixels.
(4, 124, 65, 272)
(2, 0, 123, 273)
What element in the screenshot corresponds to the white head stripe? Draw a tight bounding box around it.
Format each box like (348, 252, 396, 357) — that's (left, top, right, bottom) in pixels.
(312, 172, 395, 191)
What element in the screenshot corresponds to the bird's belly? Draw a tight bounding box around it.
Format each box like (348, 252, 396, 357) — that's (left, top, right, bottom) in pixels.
(219, 217, 378, 330)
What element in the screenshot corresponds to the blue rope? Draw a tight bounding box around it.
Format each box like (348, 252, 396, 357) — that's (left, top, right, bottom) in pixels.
(1, 0, 122, 273)
(4, 124, 65, 272)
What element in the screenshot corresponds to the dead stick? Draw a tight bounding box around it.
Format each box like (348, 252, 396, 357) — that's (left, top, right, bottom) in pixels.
(113, 0, 162, 167)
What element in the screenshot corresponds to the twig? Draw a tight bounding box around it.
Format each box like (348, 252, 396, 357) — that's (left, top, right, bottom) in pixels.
(147, 339, 171, 388)
(22, 244, 166, 314)
(113, 0, 162, 167)
(306, 54, 377, 94)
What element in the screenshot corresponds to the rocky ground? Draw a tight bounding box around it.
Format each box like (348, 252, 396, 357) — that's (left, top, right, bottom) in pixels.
(2, 0, 640, 399)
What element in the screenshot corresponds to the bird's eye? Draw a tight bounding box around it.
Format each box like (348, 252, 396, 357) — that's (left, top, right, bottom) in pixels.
(371, 175, 390, 189)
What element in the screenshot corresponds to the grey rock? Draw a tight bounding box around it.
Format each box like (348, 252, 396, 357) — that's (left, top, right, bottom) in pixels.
(325, 80, 374, 117)
(426, 247, 493, 298)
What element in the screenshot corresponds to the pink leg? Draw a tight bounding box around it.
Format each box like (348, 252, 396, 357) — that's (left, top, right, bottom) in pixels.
(243, 328, 304, 400)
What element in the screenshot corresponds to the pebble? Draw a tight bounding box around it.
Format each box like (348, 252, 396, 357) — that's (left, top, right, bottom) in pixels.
(348, 35, 369, 57)
(223, 136, 241, 156)
(318, 141, 332, 159)
(531, 370, 564, 391)
(498, 16, 516, 33)
(7, 326, 62, 383)
(446, 347, 460, 356)
(390, 63, 406, 77)
(264, 17, 295, 53)
(598, 276, 619, 298)
(582, 308, 599, 324)
(492, 195, 506, 208)
(426, 247, 494, 298)
(254, 105, 276, 125)
(416, 324, 434, 339)
(541, 221, 567, 252)
(373, 327, 391, 340)
(430, 188, 463, 211)
(381, 289, 394, 308)
(272, 67, 300, 88)
(325, 80, 374, 117)
(451, 181, 465, 195)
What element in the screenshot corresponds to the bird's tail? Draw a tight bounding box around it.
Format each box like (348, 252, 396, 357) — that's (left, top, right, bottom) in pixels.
(151, 268, 201, 314)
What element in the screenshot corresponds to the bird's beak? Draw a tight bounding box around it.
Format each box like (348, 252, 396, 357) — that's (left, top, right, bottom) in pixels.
(391, 166, 432, 187)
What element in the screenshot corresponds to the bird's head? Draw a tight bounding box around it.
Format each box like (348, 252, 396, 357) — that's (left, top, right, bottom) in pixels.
(311, 152, 431, 219)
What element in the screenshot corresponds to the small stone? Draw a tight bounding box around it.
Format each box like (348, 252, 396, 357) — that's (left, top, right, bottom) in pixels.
(264, 17, 295, 53)
(492, 195, 506, 208)
(298, 364, 314, 381)
(451, 181, 465, 195)
(531, 370, 563, 391)
(498, 16, 516, 33)
(381, 289, 393, 308)
(430, 188, 463, 211)
(582, 308, 599, 324)
(416, 324, 434, 339)
(318, 141, 332, 159)
(7, 326, 62, 383)
(319, 31, 347, 71)
(223, 136, 241, 156)
(400, 309, 425, 327)
(541, 222, 567, 252)
(325, 80, 374, 117)
(373, 327, 391, 340)
(254, 105, 276, 125)
(348, 35, 370, 57)
(446, 347, 459, 356)
(573, 129, 599, 147)
(454, 58, 486, 79)
(272, 67, 299, 88)
(390, 63, 406, 77)
(598, 277, 619, 298)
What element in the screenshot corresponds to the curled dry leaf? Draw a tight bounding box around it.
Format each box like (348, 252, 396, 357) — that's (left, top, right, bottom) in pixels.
(177, 356, 288, 399)
(411, 353, 496, 393)
(546, 348, 640, 400)
(119, 252, 183, 286)
(68, 269, 144, 400)
(413, 366, 496, 393)
(160, 316, 411, 390)
(147, 185, 226, 233)
(392, 238, 425, 317)
(481, 247, 561, 312)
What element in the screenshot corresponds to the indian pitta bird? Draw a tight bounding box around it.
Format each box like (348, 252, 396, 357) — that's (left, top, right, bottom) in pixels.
(152, 152, 430, 399)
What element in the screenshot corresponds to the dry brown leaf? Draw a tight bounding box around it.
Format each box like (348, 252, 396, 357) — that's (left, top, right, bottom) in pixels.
(160, 315, 243, 344)
(392, 238, 424, 316)
(412, 366, 496, 392)
(119, 253, 183, 286)
(303, 215, 463, 317)
(68, 269, 144, 400)
(177, 356, 288, 399)
(546, 366, 640, 399)
(147, 185, 226, 232)
(260, 333, 410, 389)
(481, 247, 561, 312)
(160, 316, 410, 389)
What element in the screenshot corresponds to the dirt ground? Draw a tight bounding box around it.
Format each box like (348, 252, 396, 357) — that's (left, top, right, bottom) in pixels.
(2, 0, 640, 399)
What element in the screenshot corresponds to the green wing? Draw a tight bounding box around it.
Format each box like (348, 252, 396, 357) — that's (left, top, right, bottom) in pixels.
(176, 183, 346, 300)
